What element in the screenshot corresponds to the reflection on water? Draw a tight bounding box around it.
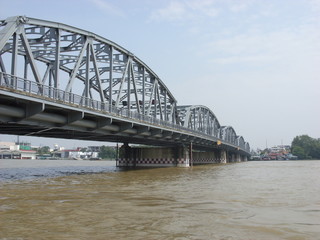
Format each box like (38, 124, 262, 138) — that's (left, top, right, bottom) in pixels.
(1, 160, 320, 239)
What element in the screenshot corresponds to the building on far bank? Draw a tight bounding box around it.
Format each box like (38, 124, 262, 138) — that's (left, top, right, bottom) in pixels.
(88, 146, 102, 152)
(0, 141, 37, 159)
(0, 141, 104, 160)
(0, 142, 19, 151)
(52, 148, 99, 159)
(259, 145, 297, 160)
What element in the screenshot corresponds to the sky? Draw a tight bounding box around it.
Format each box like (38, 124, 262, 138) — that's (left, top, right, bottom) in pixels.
(0, 0, 319, 150)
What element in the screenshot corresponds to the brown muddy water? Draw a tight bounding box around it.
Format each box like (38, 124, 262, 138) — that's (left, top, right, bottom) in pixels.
(0, 160, 319, 240)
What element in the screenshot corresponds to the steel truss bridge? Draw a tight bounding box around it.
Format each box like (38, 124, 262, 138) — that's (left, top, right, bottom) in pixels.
(0, 16, 250, 156)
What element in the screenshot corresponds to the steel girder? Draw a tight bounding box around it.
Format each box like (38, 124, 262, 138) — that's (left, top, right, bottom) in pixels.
(245, 142, 250, 153)
(0, 16, 251, 154)
(220, 126, 237, 146)
(177, 105, 221, 138)
(177, 106, 250, 150)
(236, 136, 245, 150)
(0, 16, 177, 123)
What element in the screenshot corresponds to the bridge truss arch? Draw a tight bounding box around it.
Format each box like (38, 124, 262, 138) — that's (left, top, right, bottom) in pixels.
(236, 136, 245, 150)
(220, 126, 237, 145)
(0, 16, 177, 122)
(0, 16, 251, 155)
(245, 142, 250, 153)
(177, 105, 221, 138)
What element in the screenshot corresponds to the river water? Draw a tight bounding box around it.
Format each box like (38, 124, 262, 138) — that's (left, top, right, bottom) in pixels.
(0, 160, 319, 240)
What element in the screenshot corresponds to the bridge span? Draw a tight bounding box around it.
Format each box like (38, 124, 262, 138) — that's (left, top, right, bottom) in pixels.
(0, 16, 250, 167)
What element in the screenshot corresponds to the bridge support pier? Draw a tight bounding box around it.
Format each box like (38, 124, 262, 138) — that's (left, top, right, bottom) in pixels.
(220, 150, 227, 163)
(116, 144, 191, 167)
(236, 153, 241, 162)
(177, 145, 190, 167)
(116, 144, 227, 167)
(192, 150, 219, 164)
(230, 153, 234, 162)
(116, 144, 248, 167)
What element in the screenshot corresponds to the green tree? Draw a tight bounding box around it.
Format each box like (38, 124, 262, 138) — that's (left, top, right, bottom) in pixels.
(291, 146, 307, 160)
(291, 135, 320, 159)
(37, 146, 50, 155)
(311, 141, 320, 158)
(80, 147, 87, 152)
(99, 145, 116, 159)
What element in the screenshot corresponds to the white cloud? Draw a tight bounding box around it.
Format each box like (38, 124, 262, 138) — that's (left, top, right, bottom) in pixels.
(150, 1, 189, 22)
(205, 23, 320, 66)
(149, 0, 220, 22)
(309, 0, 320, 10)
(212, 55, 275, 64)
(186, 0, 219, 17)
(228, 0, 253, 13)
(149, 0, 265, 23)
(88, 0, 125, 17)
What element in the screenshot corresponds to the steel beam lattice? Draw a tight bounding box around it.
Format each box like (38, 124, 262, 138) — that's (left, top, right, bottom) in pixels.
(0, 16, 250, 154)
(177, 105, 221, 138)
(0, 16, 177, 122)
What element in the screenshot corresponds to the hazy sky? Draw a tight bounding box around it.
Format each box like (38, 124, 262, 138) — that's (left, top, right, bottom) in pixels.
(0, 0, 319, 150)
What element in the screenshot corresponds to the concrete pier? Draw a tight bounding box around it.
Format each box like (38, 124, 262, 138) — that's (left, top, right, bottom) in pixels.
(116, 144, 248, 167)
(220, 150, 227, 163)
(117, 144, 190, 167)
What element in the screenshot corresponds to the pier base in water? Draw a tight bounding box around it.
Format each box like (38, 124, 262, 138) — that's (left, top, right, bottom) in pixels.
(116, 144, 236, 167)
(116, 144, 190, 167)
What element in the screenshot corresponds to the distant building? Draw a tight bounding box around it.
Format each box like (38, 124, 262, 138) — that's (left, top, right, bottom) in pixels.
(260, 144, 295, 160)
(52, 148, 99, 159)
(88, 146, 102, 152)
(270, 145, 290, 154)
(0, 141, 36, 159)
(0, 142, 19, 151)
(0, 141, 103, 160)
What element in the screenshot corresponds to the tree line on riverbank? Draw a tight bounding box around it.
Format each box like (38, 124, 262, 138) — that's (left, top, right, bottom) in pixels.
(291, 135, 320, 160)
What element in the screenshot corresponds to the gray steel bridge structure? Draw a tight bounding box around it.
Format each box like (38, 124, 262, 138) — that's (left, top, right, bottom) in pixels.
(0, 16, 250, 156)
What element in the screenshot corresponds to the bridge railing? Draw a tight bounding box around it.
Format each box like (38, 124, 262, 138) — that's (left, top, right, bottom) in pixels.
(0, 72, 187, 130)
(0, 72, 249, 153)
